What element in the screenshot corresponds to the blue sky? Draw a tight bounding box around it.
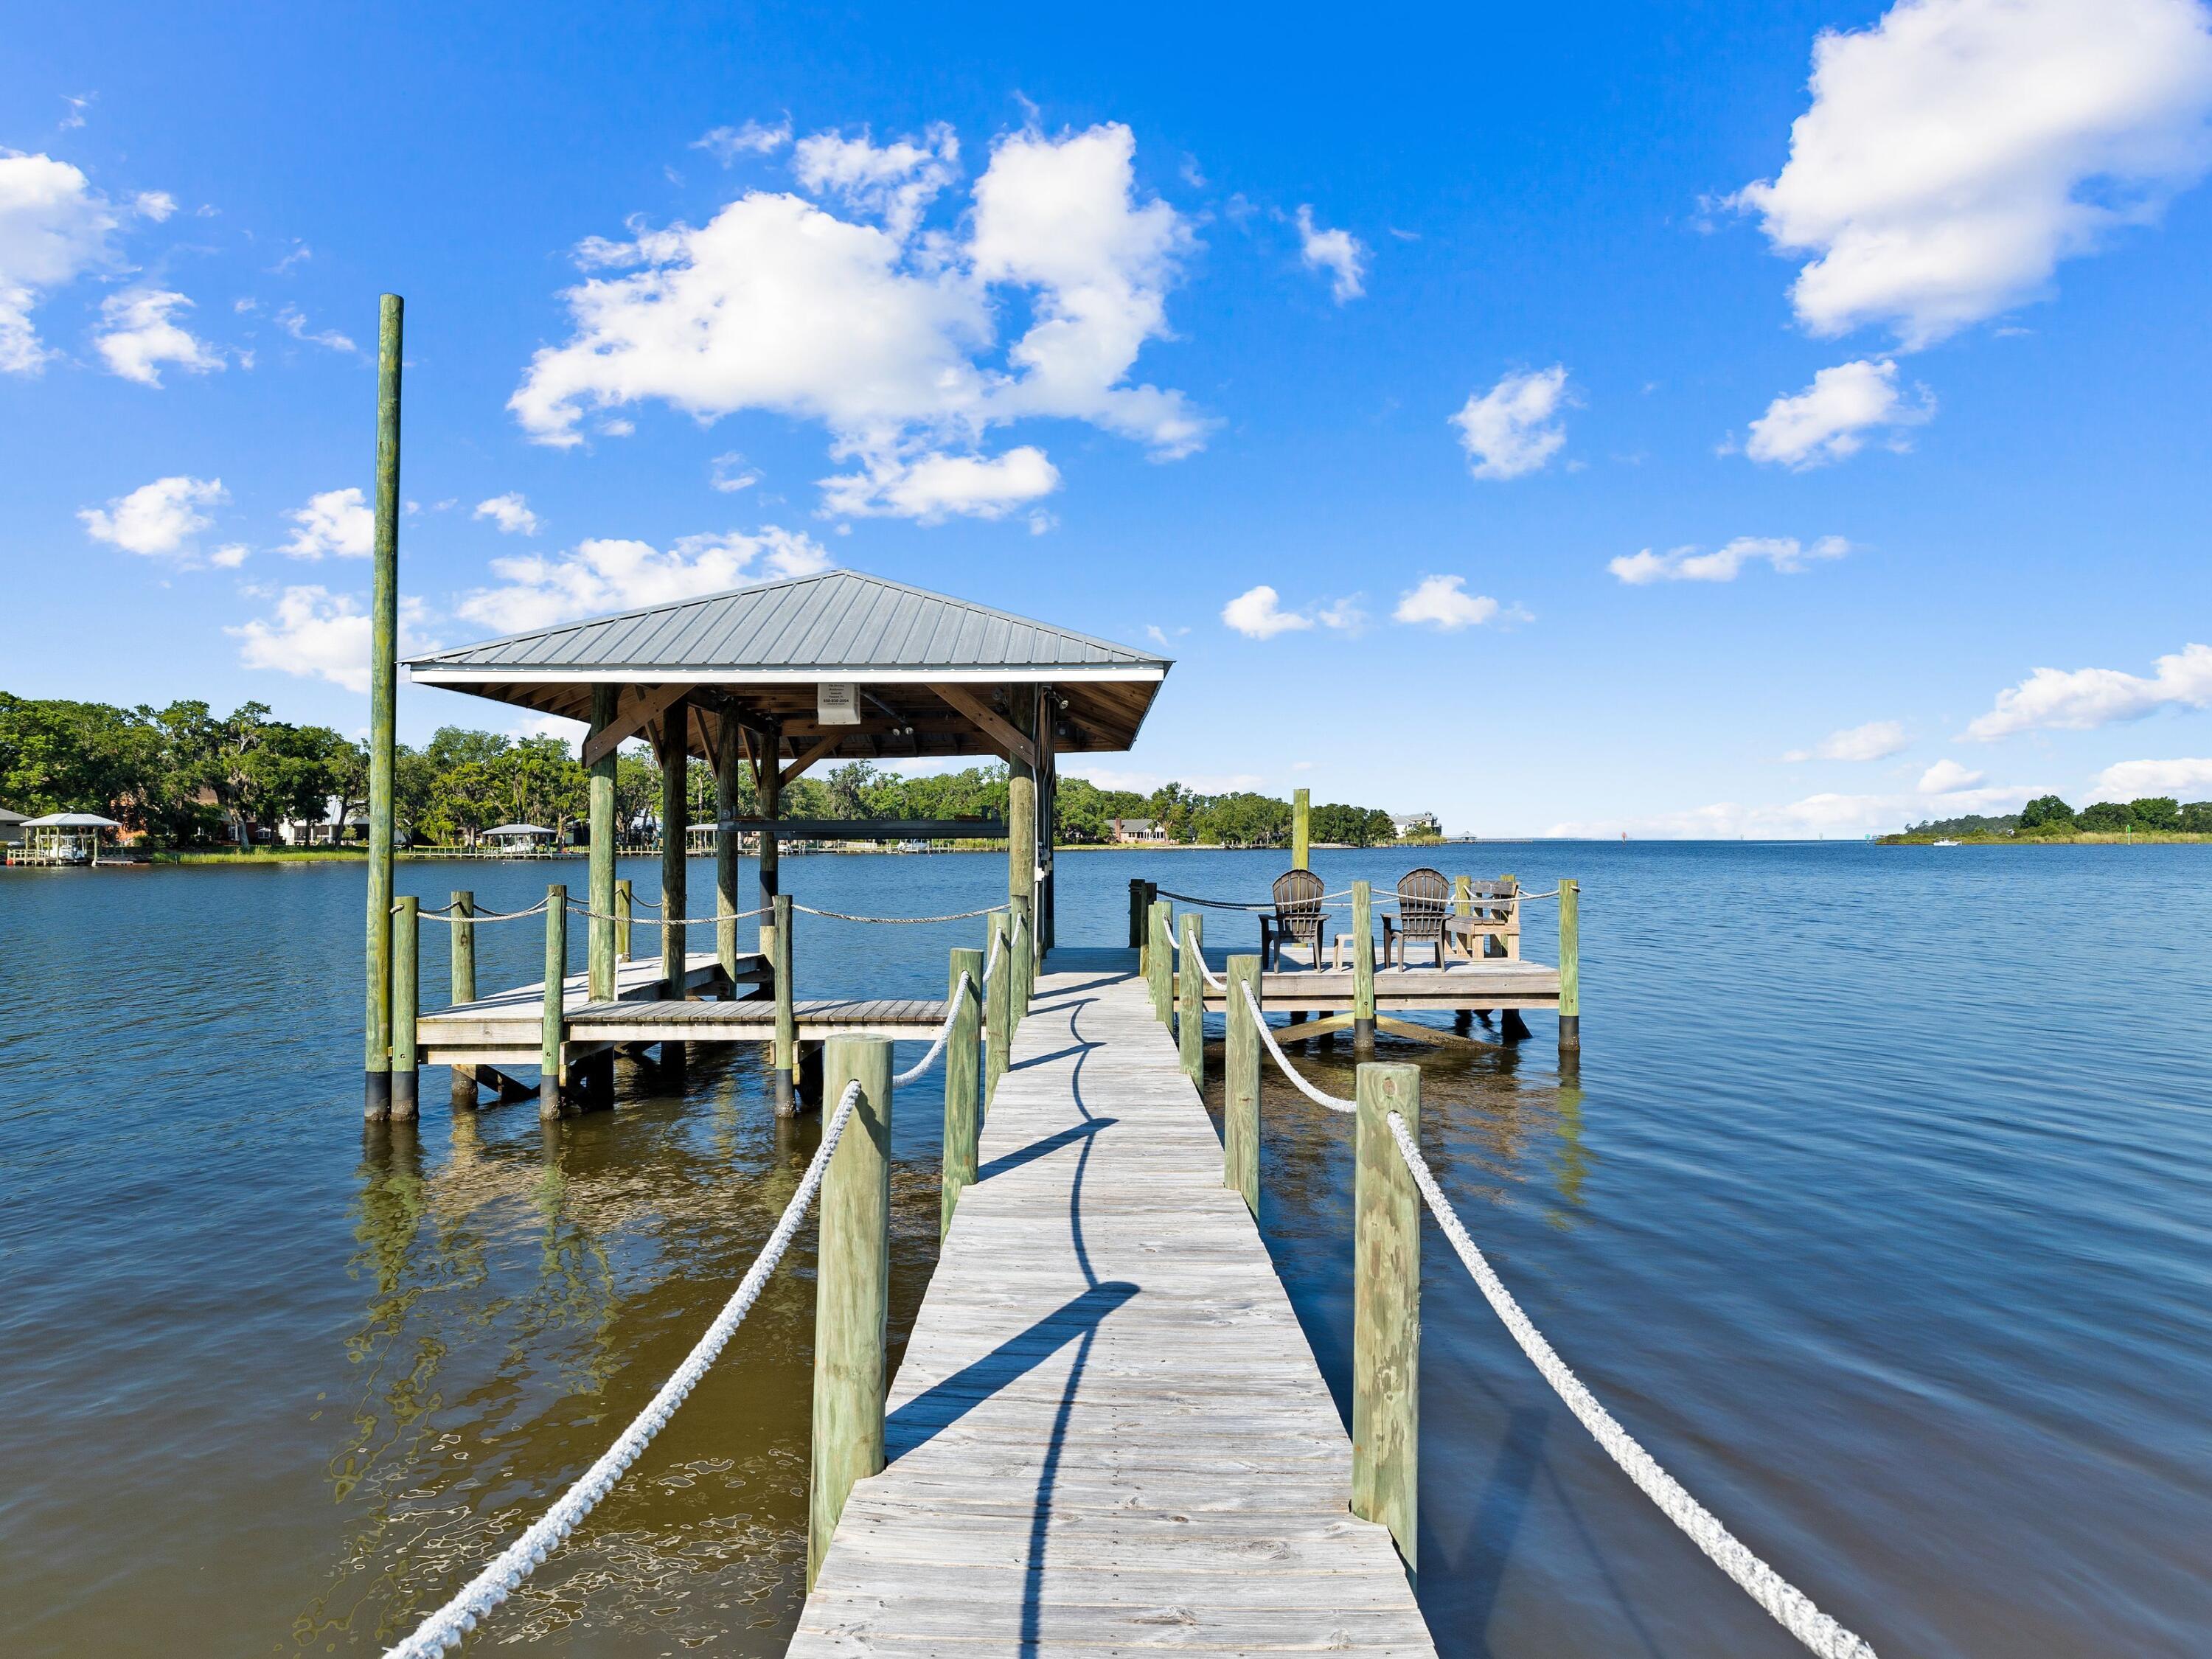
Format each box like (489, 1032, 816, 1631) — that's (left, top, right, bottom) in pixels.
(7, 0, 2212, 835)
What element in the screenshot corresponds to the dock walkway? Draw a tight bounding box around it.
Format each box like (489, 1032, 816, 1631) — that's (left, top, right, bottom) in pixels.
(792, 947, 1435, 1655)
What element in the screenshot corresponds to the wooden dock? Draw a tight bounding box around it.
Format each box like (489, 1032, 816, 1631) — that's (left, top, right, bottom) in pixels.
(791, 947, 1436, 1656)
(417, 950, 946, 1073)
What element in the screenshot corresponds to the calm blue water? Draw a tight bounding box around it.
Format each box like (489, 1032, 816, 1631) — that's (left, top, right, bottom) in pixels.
(1, 843, 2207, 1657)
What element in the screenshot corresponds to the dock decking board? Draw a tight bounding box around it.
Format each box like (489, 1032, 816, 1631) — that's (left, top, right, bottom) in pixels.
(790, 946, 1436, 1657)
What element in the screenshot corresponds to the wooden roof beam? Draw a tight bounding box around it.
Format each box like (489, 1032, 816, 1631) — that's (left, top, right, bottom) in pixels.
(582, 681, 695, 768)
(781, 732, 844, 788)
(934, 684, 1039, 771)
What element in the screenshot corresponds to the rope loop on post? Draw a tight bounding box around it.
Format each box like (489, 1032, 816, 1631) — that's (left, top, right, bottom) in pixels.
(382, 1079, 866, 1659)
(790, 902, 1004, 925)
(1384, 1112, 1877, 1659)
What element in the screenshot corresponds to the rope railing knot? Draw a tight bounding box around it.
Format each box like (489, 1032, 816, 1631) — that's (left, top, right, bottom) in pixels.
(1382, 1112, 1877, 1659)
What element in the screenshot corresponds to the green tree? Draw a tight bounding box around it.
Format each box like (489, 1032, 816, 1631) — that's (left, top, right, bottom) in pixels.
(2017, 794, 2075, 833)
(2182, 801, 2212, 833)
(2078, 801, 2129, 832)
(2128, 796, 2180, 832)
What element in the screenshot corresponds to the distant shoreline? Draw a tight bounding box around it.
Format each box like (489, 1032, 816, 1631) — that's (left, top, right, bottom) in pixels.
(1879, 832, 2212, 846)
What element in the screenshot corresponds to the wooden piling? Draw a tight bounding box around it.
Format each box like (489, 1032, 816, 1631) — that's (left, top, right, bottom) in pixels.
(540, 883, 566, 1119)
(1011, 894, 1033, 1017)
(1128, 877, 1147, 949)
(942, 947, 984, 1237)
(1352, 880, 1377, 1053)
(450, 889, 477, 1109)
(1147, 900, 1173, 1023)
(587, 684, 619, 1001)
(1293, 787, 1311, 871)
(363, 293, 403, 1121)
(985, 908, 1012, 1104)
(773, 891, 797, 1116)
(614, 877, 633, 961)
(1352, 1060, 1419, 1573)
(391, 895, 419, 1119)
(809, 1034, 893, 1590)
(716, 714, 743, 990)
(1558, 877, 1580, 1053)
(1178, 911, 1205, 1088)
(1224, 953, 1262, 1214)
(658, 706, 689, 1086)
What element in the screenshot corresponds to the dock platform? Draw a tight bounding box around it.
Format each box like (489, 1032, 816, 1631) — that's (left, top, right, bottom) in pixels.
(791, 948, 1436, 1656)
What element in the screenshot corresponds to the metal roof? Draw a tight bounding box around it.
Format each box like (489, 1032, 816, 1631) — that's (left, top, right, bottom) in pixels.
(408, 569, 1168, 679)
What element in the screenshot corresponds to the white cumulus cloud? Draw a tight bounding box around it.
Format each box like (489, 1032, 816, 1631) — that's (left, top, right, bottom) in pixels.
(1744, 359, 1933, 467)
(2090, 757, 2212, 799)
(473, 492, 540, 535)
(0, 152, 117, 372)
(133, 190, 176, 222)
(79, 474, 226, 557)
(282, 487, 375, 558)
(1294, 205, 1367, 302)
(1918, 758, 1988, 793)
(1733, 0, 2212, 347)
(1964, 641, 2212, 739)
(509, 120, 1204, 523)
(229, 586, 431, 693)
(1450, 366, 1572, 479)
(455, 526, 832, 635)
(94, 288, 226, 386)
(1610, 535, 1849, 584)
(1222, 585, 1314, 639)
(1392, 574, 1499, 630)
(1783, 720, 1908, 762)
(818, 445, 1059, 523)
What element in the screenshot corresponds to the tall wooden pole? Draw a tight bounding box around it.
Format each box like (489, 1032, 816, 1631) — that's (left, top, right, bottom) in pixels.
(984, 908, 1012, 1104)
(391, 894, 419, 1119)
(540, 883, 568, 1119)
(586, 684, 618, 1001)
(809, 1034, 893, 1589)
(1352, 1060, 1419, 1573)
(1007, 686, 1037, 970)
(450, 888, 477, 1109)
(1293, 787, 1311, 872)
(1558, 877, 1580, 1053)
(363, 293, 403, 1120)
(1352, 879, 1377, 1054)
(757, 717, 782, 959)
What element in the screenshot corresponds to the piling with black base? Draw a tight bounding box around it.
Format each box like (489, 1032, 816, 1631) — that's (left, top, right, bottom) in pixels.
(450, 888, 479, 1109)
(1352, 880, 1377, 1055)
(391, 894, 420, 1120)
(539, 883, 567, 1119)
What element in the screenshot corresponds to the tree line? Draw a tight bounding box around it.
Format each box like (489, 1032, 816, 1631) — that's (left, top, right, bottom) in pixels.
(1, 692, 1417, 849)
(1905, 794, 2212, 838)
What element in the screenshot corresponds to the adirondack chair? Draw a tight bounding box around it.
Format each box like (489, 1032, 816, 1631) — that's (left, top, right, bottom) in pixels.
(1444, 877, 1520, 961)
(1259, 869, 1331, 970)
(1381, 867, 1452, 967)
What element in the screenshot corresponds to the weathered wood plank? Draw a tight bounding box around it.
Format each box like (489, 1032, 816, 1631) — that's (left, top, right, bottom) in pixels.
(789, 946, 1433, 1657)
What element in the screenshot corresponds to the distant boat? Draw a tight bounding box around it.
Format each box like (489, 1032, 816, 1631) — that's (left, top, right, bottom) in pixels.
(1932, 838, 1961, 846)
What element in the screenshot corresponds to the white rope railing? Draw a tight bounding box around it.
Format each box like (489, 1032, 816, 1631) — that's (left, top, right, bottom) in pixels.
(400, 899, 552, 925)
(891, 971, 973, 1088)
(1384, 1112, 1877, 1659)
(383, 1079, 866, 1659)
(1237, 981, 1355, 1113)
(791, 903, 1003, 925)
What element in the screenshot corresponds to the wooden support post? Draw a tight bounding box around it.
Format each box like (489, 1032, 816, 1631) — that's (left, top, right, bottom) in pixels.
(391, 895, 419, 1119)
(1225, 953, 1261, 1214)
(1147, 900, 1173, 1023)
(1010, 894, 1032, 1018)
(716, 712, 743, 992)
(984, 908, 1012, 1105)
(1293, 787, 1311, 872)
(614, 878, 633, 961)
(363, 292, 403, 1121)
(1353, 1060, 1420, 1573)
(658, 706, 689, 1087)
(773, 891, 797, 1116)
(539, 883, 567, 1119)
(942, 947, 983, 1237)
(450, 889, 478, 1108)
(1558, 877, 1580, 1053)
(1352, 880, 1377, 1054)
(1008, 686, 1037, 956)
(757, 717, 782, 960)
(587, 684, 619, 1002)
(809, 1034, 893, 1590)
(1178, 911, 1205, 1088)
(1128, 878, 1147, 949)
